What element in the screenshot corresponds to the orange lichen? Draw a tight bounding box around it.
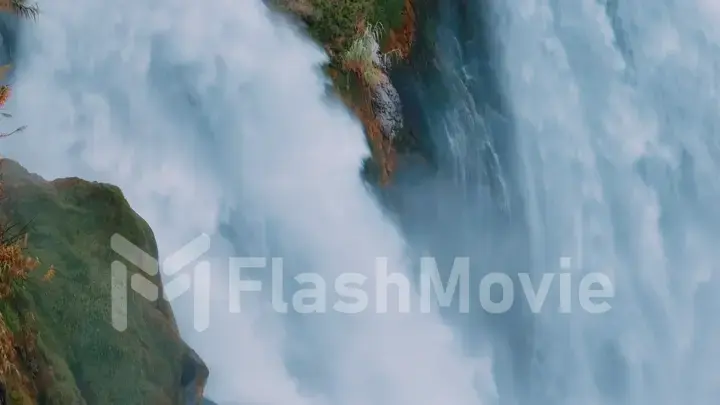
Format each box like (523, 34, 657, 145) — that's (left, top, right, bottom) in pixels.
(0, 161, 53, 404)
(0, 85, 10, 108)
(383, 0, 416, 58)
(0, 313, 20, 381)
(0, 308, 42, 403)
(350, 84, 394, 184)
(0, 162, 54, 295)
(326, 0, 417, 185)
(328, 65, 392, 184)
(41, 265, 56, 282)
(0, 233, 39, 299)
(354, 95, 395, 184)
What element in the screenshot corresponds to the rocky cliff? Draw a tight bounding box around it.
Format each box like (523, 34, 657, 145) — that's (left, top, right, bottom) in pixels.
(271, 0, 417, 185)
(0, 159, 208, 405)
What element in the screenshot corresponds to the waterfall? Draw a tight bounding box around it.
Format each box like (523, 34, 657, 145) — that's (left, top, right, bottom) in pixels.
(1, 0, 717, 404)
(0, 0, 496, 404)
(491, 1, 720, 403)
(390, 1, 720, 404)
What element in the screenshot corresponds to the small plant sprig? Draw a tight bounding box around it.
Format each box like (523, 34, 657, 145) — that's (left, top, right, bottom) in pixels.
(342, 22, 403, 89)
(0, 85, 10, 107)
(42, 264, 55, 282)
(342, 22, 387, 88)
(0, 233, 39, 299)
(0, 312, 21, 380)
(0, 167, 52, 299)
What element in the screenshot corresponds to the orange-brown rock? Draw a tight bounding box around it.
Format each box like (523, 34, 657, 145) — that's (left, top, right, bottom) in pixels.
(336, 0, 416, 185)
(384, 0, 416, 58)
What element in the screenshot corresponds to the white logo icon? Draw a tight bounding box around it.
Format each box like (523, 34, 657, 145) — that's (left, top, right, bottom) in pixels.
(110, 233, 211, 332)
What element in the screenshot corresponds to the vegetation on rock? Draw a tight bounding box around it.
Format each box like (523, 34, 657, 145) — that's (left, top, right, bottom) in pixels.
(0, 171, 56, 405)
(342, 22, 386, 88)
(0, 160, 208, 404)
(271, 0, 416, 184)
(0, 88, 28, 139)
(0, 6, 209, 404)
(274, 0, 405, 57)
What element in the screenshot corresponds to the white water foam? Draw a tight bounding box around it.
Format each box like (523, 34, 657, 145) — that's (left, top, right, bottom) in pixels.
(0, 0, 495, 404)
(489, 0, 720, 403)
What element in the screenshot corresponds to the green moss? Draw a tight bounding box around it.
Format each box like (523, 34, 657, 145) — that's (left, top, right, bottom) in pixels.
(274, 0, 405, 58)
(0, 160, 207, 405)
(8, 388, 30, 405)
(326, 66, 365, 105)
(0, 299, 21, 333)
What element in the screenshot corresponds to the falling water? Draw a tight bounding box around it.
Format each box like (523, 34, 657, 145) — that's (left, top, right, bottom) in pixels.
(491, 1, 720, 403)
(1, 0, 718, 404)
(390, 0, 720, 404)
(0, 0, 496, 404)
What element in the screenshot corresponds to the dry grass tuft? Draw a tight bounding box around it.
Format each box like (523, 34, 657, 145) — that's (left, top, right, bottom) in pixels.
(342, 22, 386, 88)
(0, 161, 50, 403)
(0, 312, 20, 380)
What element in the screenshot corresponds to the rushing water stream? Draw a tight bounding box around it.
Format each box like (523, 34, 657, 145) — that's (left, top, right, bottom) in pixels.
(392, 1, 720, 404)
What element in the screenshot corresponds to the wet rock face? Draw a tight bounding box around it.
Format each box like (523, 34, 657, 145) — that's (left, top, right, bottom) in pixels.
(369, 34, 404, 140)
(0, 159, 209, 405)
(181, 349, 210, 405)
(371, 77, 404, 139)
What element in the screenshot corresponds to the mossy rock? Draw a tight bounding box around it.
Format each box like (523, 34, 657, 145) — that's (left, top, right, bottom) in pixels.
(271, 0, 405, 57)
(0, 159, 208, 405)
